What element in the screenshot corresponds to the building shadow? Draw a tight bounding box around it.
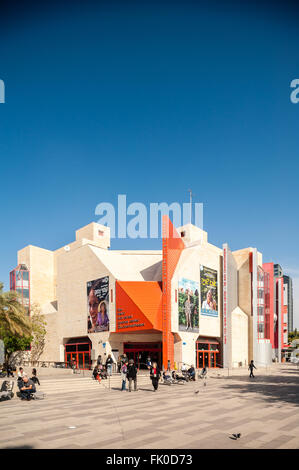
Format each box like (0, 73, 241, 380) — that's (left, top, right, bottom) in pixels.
(220, 375, 299, 406)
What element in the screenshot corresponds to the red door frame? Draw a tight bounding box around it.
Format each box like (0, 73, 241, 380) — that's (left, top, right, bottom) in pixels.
(196, 340, 220, 368)
(124, 342, 162, 369)
(65, 342, 91, 370)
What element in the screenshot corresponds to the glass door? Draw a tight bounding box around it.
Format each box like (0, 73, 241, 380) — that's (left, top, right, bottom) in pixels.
(210, 352, 215, 368)
(197, 352, 204, 368)
(78, 353, 84, 369)
(84, 352, 90, 369)
(204, 352, 209, 368)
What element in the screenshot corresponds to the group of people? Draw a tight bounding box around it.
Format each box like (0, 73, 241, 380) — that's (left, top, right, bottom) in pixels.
(120, 356, 161, 392)
(92, 354, 114, 381)
(17, 367, 40, 401)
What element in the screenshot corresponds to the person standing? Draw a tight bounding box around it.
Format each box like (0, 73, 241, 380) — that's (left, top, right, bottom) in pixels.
(126, 359, 138, 392)
(31, 368, 40, 386)
(17, 367, 26, 390)
(97, 355, 102, 366)
(121, 363, 127, 391)
(248, 360, 257, 378)
(105, 354, 114, 376)
(150, 362, 161, 392)
(122, 353, 128, 365)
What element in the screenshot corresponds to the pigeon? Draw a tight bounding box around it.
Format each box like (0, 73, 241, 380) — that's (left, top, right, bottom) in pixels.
(194, 390, 199, 394)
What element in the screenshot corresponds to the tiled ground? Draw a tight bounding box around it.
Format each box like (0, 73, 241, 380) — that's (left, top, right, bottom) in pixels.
(0, 363, 298, 449)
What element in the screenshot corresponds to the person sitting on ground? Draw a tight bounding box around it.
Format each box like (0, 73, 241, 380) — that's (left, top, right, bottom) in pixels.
(19, 376, 36, 400)
(6, 365, 14, 377)
(126, 358, 138, 392)
(162, 370, 172, 383)
(98, 364, 107, 379)
(31, 368, 40, 386)
(172, 370, 187, 381)
(188, 365, 196, 381)
(92, 365, 99, 380)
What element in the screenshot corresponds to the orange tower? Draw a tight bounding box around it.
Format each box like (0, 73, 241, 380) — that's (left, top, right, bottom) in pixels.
(162, 216, 185, 369)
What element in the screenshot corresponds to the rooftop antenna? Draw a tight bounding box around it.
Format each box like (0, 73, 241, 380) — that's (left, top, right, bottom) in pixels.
(188, 189, 193, 224)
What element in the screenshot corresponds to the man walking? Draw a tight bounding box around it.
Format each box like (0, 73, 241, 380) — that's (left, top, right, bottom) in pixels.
(127, 359, 138, 392)
(248, 360, 257, 378)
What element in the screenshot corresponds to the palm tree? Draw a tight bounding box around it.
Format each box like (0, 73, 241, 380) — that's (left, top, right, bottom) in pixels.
(0, 282, 31, 337)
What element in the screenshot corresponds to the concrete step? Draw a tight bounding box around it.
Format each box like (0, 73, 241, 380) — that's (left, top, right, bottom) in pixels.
(19, 375, 153, 396)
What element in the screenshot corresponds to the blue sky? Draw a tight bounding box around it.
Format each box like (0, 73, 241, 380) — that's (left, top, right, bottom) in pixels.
(0, 1, 298, 327)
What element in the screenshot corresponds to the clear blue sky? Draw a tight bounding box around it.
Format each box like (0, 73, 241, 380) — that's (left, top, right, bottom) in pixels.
(0, 1, 298, 326)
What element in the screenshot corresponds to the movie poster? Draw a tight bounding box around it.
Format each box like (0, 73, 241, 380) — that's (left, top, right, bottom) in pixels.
(178, 278, 199, 332)
(200, 266, 218, 317)
(87, 276, 109, 332)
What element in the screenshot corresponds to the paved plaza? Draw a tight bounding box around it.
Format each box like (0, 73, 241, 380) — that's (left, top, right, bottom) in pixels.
(0, 363, 298, 449)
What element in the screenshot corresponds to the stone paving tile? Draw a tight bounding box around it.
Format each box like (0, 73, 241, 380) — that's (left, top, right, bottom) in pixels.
(1, 364, 298, 449)
(259, 434, 295, 449)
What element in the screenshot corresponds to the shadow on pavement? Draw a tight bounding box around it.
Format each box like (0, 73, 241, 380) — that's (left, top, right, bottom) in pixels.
(4, 445, 34, 449)
(219, 374, 299, 406)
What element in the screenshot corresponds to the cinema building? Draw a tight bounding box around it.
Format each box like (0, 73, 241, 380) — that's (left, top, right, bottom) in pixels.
(10, 218, 286, 370)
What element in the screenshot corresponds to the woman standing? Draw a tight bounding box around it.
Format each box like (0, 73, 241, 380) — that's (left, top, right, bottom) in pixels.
(31, 368, 40, 386)
(105, 354, 114, 376)
(150, 362, 161, 392)
(120, 363, 127, 391)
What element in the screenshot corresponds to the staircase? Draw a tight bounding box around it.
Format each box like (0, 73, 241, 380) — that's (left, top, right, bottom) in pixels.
(15, 373, 152, 397)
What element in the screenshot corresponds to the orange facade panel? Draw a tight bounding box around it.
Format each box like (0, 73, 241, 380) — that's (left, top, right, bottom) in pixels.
(162, 216, 185, 369)
(115, 281, 162, 332)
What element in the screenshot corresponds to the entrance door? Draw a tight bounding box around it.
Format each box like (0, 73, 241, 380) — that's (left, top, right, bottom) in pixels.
(65, 339, 91, 370)
(66, 352, 77, 368)
(78, 353, 84, 369)
(123, 343, 162, 369)
(197, 352, 204, 368)
(204, 352, 209, 368)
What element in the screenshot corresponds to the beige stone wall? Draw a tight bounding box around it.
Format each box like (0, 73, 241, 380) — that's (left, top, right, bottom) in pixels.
(231, 308, 248, 366)
(18, 245, 55, 307)
(171, 237, 222, 366)
(233, 248, 253, 361)
(56, 244, 116, 353)
(38, 311, 60, 362)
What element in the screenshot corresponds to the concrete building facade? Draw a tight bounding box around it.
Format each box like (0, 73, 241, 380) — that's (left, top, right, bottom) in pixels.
(10, 218, 286, 370)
